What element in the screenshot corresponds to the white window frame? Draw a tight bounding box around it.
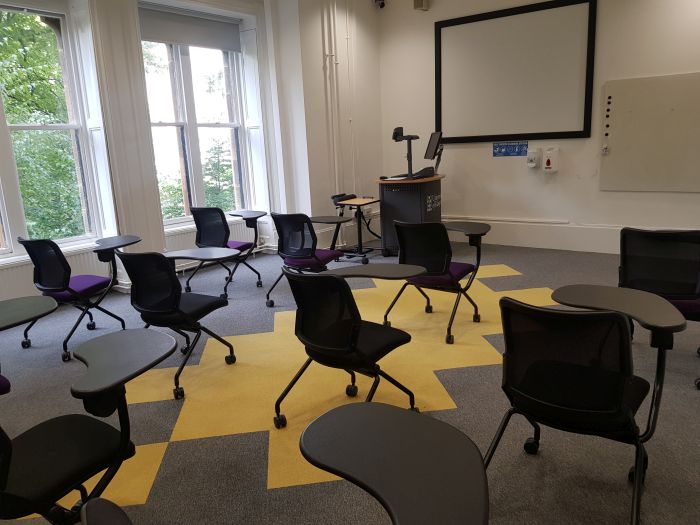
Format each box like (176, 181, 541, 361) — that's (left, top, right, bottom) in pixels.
(144, 40, 249, 227)
(0, 0, 104, 258)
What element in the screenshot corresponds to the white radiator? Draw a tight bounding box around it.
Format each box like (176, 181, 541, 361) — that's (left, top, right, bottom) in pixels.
(0, 249, 108, 300)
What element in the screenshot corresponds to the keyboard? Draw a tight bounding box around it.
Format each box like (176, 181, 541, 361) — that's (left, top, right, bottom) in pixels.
(410, 167, 435, 179)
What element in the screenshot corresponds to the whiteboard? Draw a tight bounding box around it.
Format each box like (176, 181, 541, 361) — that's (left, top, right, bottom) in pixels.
(435, 0, 595, 143)
(600, 72, 700, 192)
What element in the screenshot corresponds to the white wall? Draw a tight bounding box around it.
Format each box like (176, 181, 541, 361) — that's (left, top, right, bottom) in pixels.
(377, 0, 700, 253)
(298, 0, 383, 216)
(275, 0, 383, 248)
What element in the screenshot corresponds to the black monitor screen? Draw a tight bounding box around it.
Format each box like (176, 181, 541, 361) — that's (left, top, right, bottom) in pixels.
(424, 131, 442, 160)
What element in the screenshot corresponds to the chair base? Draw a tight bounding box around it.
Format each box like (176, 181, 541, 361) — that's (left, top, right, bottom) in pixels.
(484, 407, 646, 525)
(21, 300, 125, 362)
(145, 323, 235, 400)
(273, 358, 415, 429)
(383, 282, 480, 344)
(339, 246, 374, 265)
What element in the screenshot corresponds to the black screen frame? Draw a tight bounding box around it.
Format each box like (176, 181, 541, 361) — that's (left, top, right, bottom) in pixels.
(434, 0, 597, 144)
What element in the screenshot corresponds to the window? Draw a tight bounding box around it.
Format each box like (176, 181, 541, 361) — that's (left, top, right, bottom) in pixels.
(141, 12, 249, 224)
(0, 6, 98, 251)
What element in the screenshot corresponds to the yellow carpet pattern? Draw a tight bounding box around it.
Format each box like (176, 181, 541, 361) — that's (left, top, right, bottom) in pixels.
(90, 265, 554, 505)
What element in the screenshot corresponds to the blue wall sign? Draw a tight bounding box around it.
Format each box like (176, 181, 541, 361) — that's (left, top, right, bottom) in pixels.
(492, 141, 528, 157)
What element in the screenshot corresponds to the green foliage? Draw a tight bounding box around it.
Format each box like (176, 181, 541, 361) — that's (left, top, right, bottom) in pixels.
(156, 138, 238, 221)
(13, 131, 86, 238)
(203, 138, 236, 211)
(0, 10, 87, 240)
(158, 179, 187, 220)
(0, 11, 67, 124)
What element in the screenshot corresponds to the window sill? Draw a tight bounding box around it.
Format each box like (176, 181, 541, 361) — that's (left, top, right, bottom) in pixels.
(0, 239, 99, 270)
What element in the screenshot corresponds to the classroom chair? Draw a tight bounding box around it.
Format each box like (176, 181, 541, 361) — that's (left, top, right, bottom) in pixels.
(383, 222, 480, 344)
(18, 237, 125, 362)
(485, 298, 651, 525)
(273, 270, 416, 429)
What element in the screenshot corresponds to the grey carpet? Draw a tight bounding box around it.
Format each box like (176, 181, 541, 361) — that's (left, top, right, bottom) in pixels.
(1, 245, 698, 524)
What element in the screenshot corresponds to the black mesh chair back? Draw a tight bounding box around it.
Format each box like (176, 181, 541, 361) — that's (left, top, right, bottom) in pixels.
(500, 297, 633, 419)
(117, 252, 181, 314)
(18, 237, 71, 292)
(395, 222, 451, 275)
(285, 270, 361, 353)
(272, 213, 317, 259)
(620, 227, 700, 299)
(191, 207, 230, 248)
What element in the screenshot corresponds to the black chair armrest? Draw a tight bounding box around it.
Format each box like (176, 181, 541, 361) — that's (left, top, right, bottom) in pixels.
(71, 329, 177, 398)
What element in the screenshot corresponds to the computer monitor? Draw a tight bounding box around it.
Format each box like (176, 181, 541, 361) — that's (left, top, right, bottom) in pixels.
(424, 131, 442, 160)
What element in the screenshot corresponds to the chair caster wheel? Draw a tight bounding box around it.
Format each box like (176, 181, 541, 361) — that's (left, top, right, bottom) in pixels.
(383, 321, 391, 327)
(473, 314, 481, 323)
(225, 354, 236, 365)
(62, 352, 71, 362)
(346, 384, 358, 397)
(220, 293, 228, 299)
(410, 406, 420, 413)
(173, 387, 185, 400)
(86, 321, 96, 330)
(21, 339, 31, 349)
(266, 299, 274, 307)
(524, 438, 539, 455)
(425, 305, 433, 313)
(695, 377, 700, 390)
(361, 257, 369, 265)
(257, 280, 263, 288)
(180, 345, 189, 355)
(273, 414, 287, 429)
(185, 286, 191, 293)
(446, 334, 454, 344)
(381, 249, 391, 257)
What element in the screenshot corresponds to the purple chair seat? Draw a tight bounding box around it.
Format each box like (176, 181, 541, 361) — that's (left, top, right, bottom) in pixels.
(668, 298, 700, 321)
(408, 262, 476, 289)
(227, 240, 254, 252)
(0, 374, 10, 395)
(284, 249, 344, 272)
(45, 275, 111, 302)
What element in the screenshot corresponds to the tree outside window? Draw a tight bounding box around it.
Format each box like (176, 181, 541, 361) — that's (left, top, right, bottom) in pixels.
(0, 9, 91, 241)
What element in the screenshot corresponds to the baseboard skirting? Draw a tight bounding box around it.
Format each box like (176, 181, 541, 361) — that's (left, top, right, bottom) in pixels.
(268, 211, 621, 255)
